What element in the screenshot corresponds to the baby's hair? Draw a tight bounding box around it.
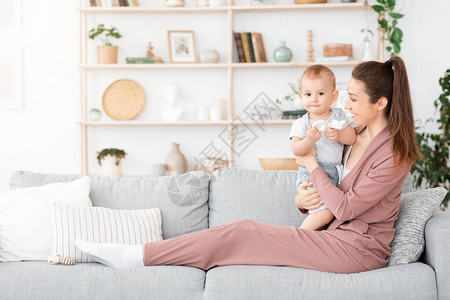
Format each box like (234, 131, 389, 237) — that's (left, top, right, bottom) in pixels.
(301, 64, 336, 90)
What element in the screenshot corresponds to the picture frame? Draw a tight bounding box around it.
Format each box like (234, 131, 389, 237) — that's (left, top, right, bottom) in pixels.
(251, 0, 276, 5)
(0, 47, 23, 109)
(0, 0, 22, 35)
(168, 31, 197, 63)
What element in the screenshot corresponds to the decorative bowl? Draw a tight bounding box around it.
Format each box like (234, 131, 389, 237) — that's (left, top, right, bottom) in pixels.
(259, 158, 298, 170)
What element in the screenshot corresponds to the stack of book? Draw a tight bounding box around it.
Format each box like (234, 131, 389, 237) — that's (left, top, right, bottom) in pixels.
(282, 110, 307, 120)
(126, 57, 164, 64)
(90, 0, 138, 6)
(233, 32, 267, 63)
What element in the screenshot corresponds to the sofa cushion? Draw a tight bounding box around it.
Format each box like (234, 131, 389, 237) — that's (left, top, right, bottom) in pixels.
(50, 203, 163, 262)
(204, 263, 437, 300)
(0, 262, 205, 300)
(388, 187, 447, 266)
(10, 170, 209, 239)
(209, 168, 304, 228)
(0, 177, 92, 262)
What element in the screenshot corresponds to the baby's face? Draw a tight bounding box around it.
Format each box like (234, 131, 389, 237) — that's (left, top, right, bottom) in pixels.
(299, 77, 336, 116)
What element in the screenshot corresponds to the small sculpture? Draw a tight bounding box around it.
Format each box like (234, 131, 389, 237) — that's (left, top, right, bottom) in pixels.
(361, 28, 374, 61)
(161, 85, 183, 122)
(146, 42, 155, 58)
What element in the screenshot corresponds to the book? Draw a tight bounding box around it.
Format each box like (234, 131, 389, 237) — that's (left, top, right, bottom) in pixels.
(251, 32, 267, 62)
(128, 0, 138, 6)
(232, 31, 239, 63)
(282, 110, 307, 120)
(233, 32, 246, 63)
(246, 32, 256, 63)
(240, 32, 251, 63)
(90, 0, 97, 6)
(126, 57, 163, 64)
(113, 0, 120, 6)
(95, 0, 102, 6)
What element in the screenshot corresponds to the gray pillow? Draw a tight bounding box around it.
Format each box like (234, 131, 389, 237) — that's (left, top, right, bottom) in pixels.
(388, 187, 448, 266)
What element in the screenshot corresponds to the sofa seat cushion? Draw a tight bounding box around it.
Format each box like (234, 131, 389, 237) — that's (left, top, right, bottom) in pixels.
(9, 171, 210, 239)
(204, 263, 436, 300)
(0, 262, 205, 300)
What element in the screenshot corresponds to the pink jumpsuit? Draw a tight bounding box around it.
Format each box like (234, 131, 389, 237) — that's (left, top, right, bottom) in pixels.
(144, 127, 409, 274)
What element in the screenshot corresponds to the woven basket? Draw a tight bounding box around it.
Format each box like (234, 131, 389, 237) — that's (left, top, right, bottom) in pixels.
(294, 0, 326, 4)
(259, 158, 298, 170)
(102, 79, 145, 121)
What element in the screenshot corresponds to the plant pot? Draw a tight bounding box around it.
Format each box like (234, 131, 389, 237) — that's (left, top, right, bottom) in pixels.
(101, 155, 123, 176)
(97, 46, 118, 64)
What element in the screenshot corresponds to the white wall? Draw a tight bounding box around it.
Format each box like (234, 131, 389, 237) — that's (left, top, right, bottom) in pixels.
(0, 0, 449, 189)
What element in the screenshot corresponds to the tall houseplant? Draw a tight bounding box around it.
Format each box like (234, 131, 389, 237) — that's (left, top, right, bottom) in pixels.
(412, 69, 450, 209)
(371, 0, 404, 57)
(89, 24, 122, 64)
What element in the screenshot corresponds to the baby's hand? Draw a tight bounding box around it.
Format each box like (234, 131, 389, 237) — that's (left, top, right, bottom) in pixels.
(325, 128, 340, 143)
(305, 125, 322, 142)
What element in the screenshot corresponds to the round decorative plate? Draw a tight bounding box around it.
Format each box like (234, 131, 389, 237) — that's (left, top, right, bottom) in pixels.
(102, 79, 145, 121)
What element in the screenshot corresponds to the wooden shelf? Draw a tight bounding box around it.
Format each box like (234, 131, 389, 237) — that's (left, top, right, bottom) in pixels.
(80, 120, 294, 126)
(79, 61, 362, 70)
(79, 3, 369, 14)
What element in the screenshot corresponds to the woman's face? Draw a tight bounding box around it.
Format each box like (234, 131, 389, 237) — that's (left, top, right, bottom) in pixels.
(345, 77, 380, 127)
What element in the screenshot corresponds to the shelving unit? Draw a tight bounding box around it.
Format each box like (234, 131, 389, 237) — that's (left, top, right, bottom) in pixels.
(78, 0, 379, 175)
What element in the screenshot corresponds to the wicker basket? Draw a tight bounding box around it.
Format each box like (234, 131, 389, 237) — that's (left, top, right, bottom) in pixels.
(259, 158, 298, 170)
(294, 0, 327, 4)
(102, 79, 145, 121)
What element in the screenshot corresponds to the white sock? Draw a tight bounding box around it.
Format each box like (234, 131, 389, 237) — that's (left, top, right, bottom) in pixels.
(75, 239, 144, 269)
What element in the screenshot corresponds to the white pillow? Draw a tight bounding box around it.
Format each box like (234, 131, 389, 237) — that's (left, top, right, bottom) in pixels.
(0, 177, 92, 262)
(50, 203, 163, 263)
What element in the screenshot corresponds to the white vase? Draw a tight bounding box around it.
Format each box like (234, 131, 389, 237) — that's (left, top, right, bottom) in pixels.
(208, 0, 224, 7)
(199, 49, 220, 63)
(101, 155, 122, 177)
(88, 108, 101, 121)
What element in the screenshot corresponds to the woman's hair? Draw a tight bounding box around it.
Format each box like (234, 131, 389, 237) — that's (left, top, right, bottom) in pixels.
(351, 56, 422, 168)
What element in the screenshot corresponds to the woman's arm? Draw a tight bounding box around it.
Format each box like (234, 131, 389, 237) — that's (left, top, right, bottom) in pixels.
(309, 153, 410, 222)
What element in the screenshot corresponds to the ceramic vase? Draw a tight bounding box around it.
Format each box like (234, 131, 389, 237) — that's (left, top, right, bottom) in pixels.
(273, 41, 292, 63)
(165, 143, 188, 175)
(89, 108, 102, 121)
(101, 155, 122, 177)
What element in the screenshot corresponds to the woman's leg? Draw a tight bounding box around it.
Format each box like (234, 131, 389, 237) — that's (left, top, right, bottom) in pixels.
(144, 219, 367, 274)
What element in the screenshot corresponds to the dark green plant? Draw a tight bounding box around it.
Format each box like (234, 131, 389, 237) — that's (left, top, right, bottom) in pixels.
(276, 78, 301, 104)
(89, 24, 122, 46)
(411, 69, 450, 209)
(371, 0, 404, 57)
(97, 148, 127, 166)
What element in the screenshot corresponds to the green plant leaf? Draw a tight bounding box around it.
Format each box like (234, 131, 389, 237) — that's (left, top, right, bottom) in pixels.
(376, 0, 386, 4)
(372, 4, 385, 12)
(392, 27, 403, 40)
(386, 0, 395, 9)
(389, 12, 404, 19)
(393, 42, 401, 54)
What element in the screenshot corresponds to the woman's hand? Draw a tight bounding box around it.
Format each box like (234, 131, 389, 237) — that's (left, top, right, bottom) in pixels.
(295, 181, 323, 211)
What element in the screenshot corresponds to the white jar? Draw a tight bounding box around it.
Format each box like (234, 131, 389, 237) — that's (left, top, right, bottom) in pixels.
(209, 107, 222, 121)
(198, 106, 210, 121)
(196, 0, 209, 6)
(208, 0, 224, 7)
(199, 49, 220, 63)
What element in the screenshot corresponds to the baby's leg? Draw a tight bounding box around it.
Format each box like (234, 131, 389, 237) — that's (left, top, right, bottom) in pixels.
(300, 209, 334, 231)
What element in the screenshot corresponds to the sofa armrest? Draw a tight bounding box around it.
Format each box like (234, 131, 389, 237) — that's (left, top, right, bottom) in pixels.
(423, 210, 450, 299)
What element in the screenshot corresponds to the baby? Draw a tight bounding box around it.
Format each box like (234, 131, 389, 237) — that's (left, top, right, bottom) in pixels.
(290, 65, 356, 230)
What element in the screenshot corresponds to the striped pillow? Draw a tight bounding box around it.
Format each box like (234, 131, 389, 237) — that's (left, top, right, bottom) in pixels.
(50, 203, 163, 263)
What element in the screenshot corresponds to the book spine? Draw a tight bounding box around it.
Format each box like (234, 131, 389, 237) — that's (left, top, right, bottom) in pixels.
(128, 0, 138, 6)
(251, 32, 267, 63)
(90, 0, 97, 6)
(246, 32, 256, 63)
(113, 0, 120, 6)
(240, 32, 251, 63)
(126, 60, 156, 64)
(234, 33, 246, 63)
(123, 0, 129, 6)
(232, 31, 239, 63)
(95, 0, 102, 6)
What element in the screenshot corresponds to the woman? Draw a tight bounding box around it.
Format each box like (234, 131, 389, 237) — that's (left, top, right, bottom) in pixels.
(76, 56, 421, 274)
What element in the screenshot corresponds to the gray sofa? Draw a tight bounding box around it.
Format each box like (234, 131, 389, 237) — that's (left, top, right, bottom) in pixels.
(1, 168, 449, 300)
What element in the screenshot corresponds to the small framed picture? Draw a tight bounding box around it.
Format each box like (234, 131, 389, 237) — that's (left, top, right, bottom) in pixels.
(168, 31, 197, 63)
(251, 0, 275, 5)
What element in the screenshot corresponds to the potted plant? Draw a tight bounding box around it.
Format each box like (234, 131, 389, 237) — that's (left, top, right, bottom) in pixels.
(371, 0, 404, 57)
(89, 24, 122, 64)
(97, 148, 127, 177)
(412, 69, 450, 209)
(276, 78, 304, 111)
